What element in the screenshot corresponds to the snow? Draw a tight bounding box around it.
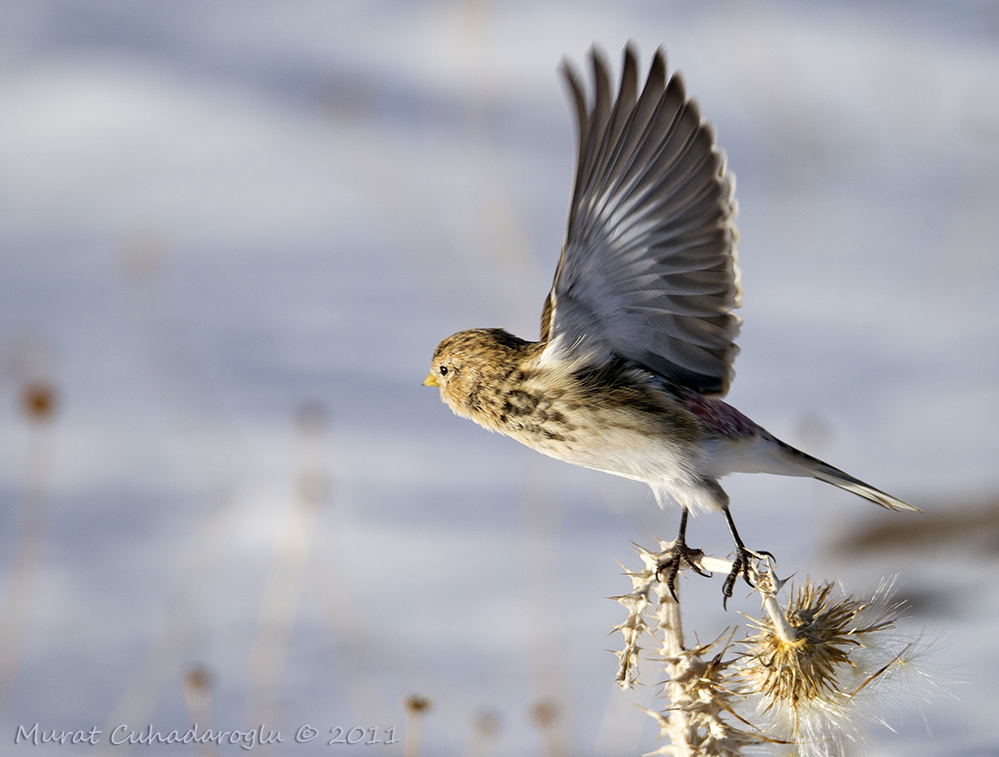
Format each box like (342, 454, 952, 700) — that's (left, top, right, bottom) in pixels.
(0, 1, 996, 755)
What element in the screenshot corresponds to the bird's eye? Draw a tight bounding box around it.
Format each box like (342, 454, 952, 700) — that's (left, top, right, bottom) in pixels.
(439, 365, 449, 376)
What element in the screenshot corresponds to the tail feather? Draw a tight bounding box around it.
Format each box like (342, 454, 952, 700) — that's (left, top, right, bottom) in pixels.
(775, 439, 920, 513)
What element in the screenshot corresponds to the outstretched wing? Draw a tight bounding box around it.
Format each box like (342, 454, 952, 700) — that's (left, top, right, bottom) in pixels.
(540, 44, 741, 396)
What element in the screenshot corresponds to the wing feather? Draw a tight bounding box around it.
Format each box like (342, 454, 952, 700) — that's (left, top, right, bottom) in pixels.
(541, 44, 741, 396)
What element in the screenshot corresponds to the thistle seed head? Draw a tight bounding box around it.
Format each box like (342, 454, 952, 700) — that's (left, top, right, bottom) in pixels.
(739, 580, 919, 757)
(744, 582, 869, 710)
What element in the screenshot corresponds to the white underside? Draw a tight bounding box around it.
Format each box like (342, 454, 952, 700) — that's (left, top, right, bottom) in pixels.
(519, 423, 808, 515)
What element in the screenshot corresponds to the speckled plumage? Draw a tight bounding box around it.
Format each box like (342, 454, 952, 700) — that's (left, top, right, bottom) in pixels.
(425, 46, 916, 526)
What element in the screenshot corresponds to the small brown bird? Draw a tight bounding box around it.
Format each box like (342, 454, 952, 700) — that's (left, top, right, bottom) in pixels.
(424, 44, 917, 600)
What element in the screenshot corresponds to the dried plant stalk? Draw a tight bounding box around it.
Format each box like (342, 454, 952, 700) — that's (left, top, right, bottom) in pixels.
(613, 542, 927, 757)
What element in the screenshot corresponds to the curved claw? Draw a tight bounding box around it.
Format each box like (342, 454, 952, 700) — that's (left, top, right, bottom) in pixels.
(684, 550, 711, 578)
(720, 507, 776, 609)
(722, 546, 766, 610)
(656, 543, 709, 602)
(652, 509, 708, 602)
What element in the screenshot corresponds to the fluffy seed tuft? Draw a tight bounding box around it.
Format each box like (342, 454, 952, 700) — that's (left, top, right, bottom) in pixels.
(738, 579, 920, 757)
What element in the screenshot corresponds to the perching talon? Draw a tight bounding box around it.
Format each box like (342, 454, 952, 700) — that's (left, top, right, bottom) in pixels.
(655, 509, 711, 602)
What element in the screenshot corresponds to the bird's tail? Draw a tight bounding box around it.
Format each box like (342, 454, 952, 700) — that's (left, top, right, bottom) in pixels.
(773, 438, 920, 512)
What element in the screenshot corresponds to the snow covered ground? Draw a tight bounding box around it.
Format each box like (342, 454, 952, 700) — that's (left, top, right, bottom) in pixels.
(1, 1, 997, 755)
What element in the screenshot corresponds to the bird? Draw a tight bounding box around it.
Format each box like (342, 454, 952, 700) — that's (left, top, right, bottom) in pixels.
(423, 43, 918, 602)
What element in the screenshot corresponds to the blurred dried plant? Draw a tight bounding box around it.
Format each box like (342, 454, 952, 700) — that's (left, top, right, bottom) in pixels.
(182, 666, 218, 757)
(0, 369, 58, 718)
(403, 694, 433, 757)
(462, 710, 501, 757)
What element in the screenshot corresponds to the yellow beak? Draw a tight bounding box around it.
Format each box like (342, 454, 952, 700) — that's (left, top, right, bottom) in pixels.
(422, 373, 439, 387)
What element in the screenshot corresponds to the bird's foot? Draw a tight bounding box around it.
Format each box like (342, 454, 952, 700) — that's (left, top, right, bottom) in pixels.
(655, 537, 710, 603)
(722, 546, 774, 609)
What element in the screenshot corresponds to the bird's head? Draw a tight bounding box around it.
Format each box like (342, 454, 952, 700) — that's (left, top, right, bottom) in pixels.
(423, 332, 465, 403)
(424, 328, 536, 422)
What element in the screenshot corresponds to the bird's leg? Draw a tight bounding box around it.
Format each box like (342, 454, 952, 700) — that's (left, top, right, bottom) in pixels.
(656, 508, 710, 602)
(721, 507, 773, 609)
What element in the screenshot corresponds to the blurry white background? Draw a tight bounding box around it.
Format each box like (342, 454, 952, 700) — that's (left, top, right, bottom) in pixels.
(0, 1, 997, 755)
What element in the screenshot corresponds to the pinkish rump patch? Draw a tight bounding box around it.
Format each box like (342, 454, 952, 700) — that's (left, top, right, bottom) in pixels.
(676, 388, 762, 440)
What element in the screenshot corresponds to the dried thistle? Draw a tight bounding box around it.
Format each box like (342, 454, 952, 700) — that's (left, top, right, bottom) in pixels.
(746, 582, 867, 709)
(614, 544, 930, 757)
(610, 549, 657, 689)
(738, 579, 922, 757)
(612, 544, 760, 756)
(612, 541, 739, 690)
(644, 637, 762, 757)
